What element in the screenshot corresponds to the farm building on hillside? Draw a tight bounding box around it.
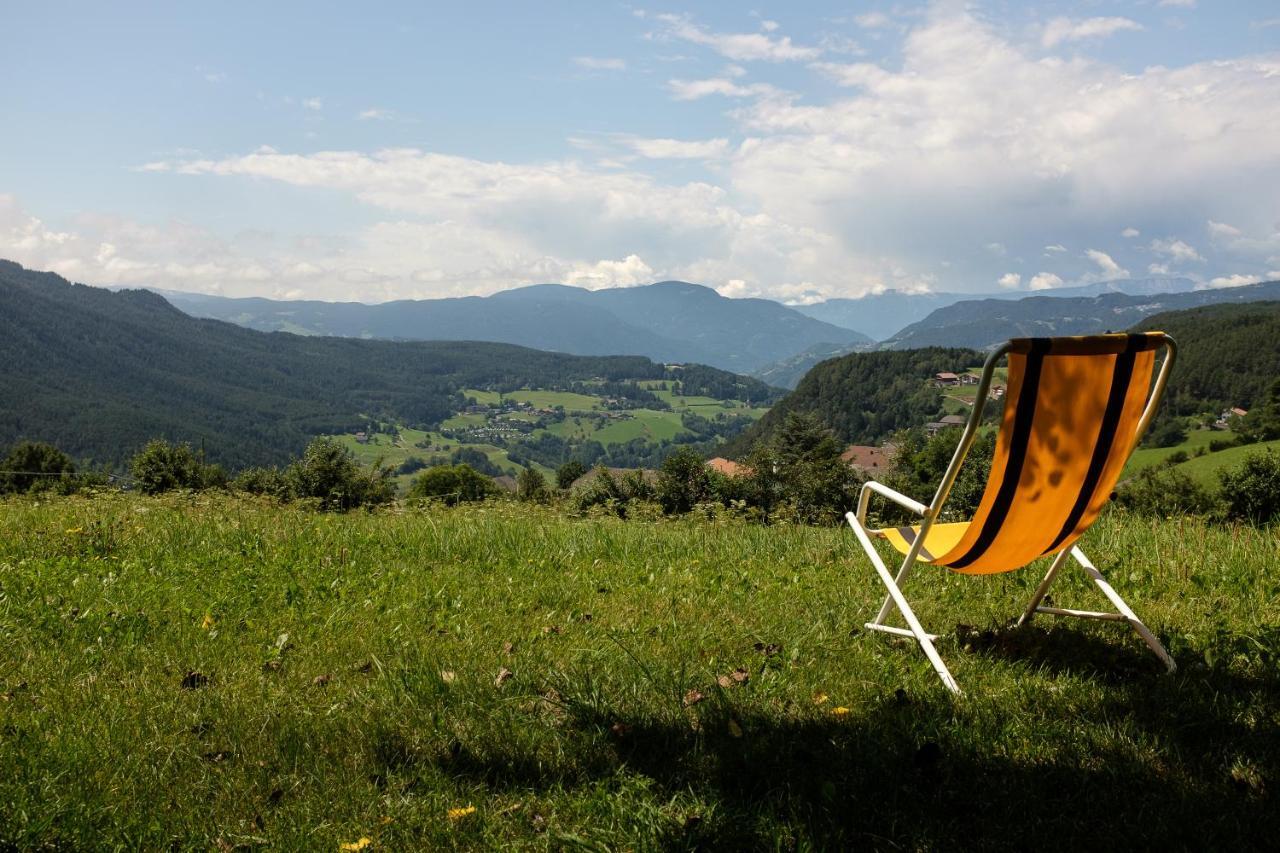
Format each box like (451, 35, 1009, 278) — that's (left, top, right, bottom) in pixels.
(934, 372, 960, 387)
(960, 373, 980, 385)
(840, 444, 896, 474)
(1215, 407, 1249, 428)
(705, 457, 750, 477)
(926, 414, 968, 435)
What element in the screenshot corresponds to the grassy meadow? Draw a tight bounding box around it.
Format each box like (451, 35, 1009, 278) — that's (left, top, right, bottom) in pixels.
(1, 493, 1277, 849)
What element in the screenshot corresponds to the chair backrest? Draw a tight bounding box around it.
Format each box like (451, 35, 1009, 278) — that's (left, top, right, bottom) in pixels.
(931, 332, 1172, 574)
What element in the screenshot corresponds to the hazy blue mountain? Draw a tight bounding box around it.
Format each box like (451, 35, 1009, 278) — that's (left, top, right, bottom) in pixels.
(796, 277, 1196, 338)
(881, 281, 1280, 350)
(159, 281, 870, 374)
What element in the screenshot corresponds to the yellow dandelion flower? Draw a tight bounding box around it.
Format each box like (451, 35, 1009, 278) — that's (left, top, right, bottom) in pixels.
(447, 805, 477, 821)
(65, 527, 83, 535)
(831, 706, 851, 716)
(200, 613, 215, 630)
(339, 838, 372, 851)
(812, 692, 829, 705)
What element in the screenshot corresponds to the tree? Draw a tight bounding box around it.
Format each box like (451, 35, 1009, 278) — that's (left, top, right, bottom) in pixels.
(1219, 449, 1280, 525)
(284, 437, 394, 510)
(756, 412, 861, 525)
(409, 464, 496, 505)
(656, 446, 711, 514)
(556, 459, 588, 490)
(0, 441, 75, 494)
(1239, 378, 1280, 443)
(1144, 417, 1187, 449)
(516, 466, 550, 503)
(130, 439, 225, 494)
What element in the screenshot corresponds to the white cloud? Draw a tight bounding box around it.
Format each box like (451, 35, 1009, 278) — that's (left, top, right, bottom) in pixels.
(563, 254, 654, 289)
(1029, 272, 1063, 290)
(573, 56, 627, 71)
(1085, 249, 1128, 279)
(985, 242, 1006, 256)
(760, 20, 779, 33)
(623, 137, 730, 159)
(1149, 237, 1204, 262)
(303, 97, 323, 111)
(1209, 274, 1262, 289)
(1158, 0, 1196, 8)
(1207, 220, 1242, 238)
(1042, 17, 1143, 49)
(1148, 263, 1171, 275)
(653, 13, 820, 62)
(855, 12, 892, 29)
(997, 272, 1021, 289)
(1121, 227, 1140, 238)
(357, 108, 395, 121)
(667, 77, 775, 100)
(1044, 244, 1067, 253)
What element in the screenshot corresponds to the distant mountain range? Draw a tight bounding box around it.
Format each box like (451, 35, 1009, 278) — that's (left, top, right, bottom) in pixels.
(882, 281, 1280, 350)
(794, 277, 1197, 339)
(160, 281, 871, 375)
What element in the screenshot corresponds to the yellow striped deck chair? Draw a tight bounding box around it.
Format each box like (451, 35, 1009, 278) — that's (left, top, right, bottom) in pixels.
(847, 332, 1177, 693)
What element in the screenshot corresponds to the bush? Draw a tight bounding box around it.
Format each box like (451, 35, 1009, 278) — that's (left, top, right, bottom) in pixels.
(572, 467, 654, 518)
(656, 446, 712, 514)
(1144, 417, 1188, 449)
(1219, 449, 1280, 525)
(284, 437, 394, 510)
(516, 466, 550, 503)
(1115, 466, 1219, 518)
(130, 440, 226, 494)
(397, 456, 429, 476)
(232, 466, 290, 497)
(409, 464, 496, 506)
(743, 413, 860, 525)
(1165, 450, 1189, 466)
(0, 441, 75, 494)
(556, 459, 588, 491)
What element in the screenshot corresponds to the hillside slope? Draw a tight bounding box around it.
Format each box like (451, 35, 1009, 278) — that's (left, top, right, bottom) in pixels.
(724, 347, 982, 454)
(0, 261, 770, 469)
(882, 281, 1280, 350)
(160, 280, 869, 373)
(1135, 301, 1280, 415)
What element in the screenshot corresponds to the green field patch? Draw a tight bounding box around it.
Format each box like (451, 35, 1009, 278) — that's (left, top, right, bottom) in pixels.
(462, 388, 502, 406)
(1165, 437, 1280, 485)
(593, 409, 687, 445)
(1124, 429, 1234, 477)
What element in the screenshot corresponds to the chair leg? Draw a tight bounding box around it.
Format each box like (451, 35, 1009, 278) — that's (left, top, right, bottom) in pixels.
(1017, 549, 1072, 627)
(1072, 546, 1177, 673)
(846, 513, 961, 694)
(1018, 545, 1176, 673)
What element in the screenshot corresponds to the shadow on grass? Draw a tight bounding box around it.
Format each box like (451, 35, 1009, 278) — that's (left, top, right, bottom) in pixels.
(420, 628, 1278, 851)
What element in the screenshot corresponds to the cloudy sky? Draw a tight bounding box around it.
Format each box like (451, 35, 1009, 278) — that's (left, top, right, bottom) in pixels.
(3, 1, 1278, 303)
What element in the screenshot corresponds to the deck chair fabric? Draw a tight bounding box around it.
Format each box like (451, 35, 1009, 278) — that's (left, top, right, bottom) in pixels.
(879, 332, 1164, 575)
(849, 332, 1176, 693)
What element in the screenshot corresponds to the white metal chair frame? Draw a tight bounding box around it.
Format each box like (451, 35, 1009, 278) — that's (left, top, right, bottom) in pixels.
(846, 337, 1179, 694)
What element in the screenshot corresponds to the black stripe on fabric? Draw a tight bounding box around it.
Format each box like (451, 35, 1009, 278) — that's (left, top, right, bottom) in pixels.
(1043, 333, 1145, 554)
(897, 526, 934, 561)
(948, 338, 1052, 570)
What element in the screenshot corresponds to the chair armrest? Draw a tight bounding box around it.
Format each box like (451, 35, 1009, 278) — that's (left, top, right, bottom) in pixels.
(857, 480, 928, 527)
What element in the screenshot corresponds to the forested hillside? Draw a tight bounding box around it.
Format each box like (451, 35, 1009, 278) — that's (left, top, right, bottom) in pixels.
(725, 347, 982, 453)
(0, 261, 774, 469)
(1137, 301, 1280, 415)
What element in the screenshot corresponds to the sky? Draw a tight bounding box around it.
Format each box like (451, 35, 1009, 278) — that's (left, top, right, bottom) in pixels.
(2, 0, 1278, 304)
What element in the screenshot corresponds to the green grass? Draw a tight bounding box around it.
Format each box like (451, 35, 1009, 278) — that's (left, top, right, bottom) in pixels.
(1124, 428, 1233, 477)
(592, 410, 687, 445)
(1166, 437, 1280, 486)
(1, 494, 1277, 848)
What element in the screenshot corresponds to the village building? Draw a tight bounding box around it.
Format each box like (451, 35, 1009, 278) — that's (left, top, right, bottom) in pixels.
(705, 457, 750, 477)
(840, 444, 896, 474)
(934, 372, 960, 387)
(925, 414, 968, 435)
(1215, 407, 1249, 429)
